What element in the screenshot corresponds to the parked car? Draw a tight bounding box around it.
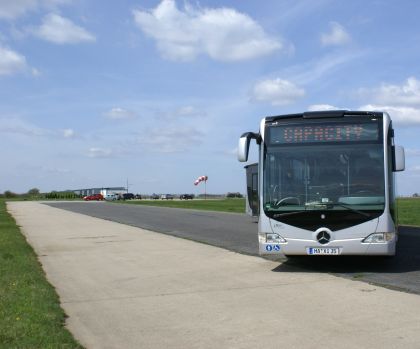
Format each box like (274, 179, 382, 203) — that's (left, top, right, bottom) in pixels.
(151, 193, 159, 200)
(180, 194, 194, 200)
(135, 194, 142, 199)
(122, 193, 135, 200)
(104, 193, 118, 201)
(160, 194, 174, 200)
(83, 194, 104, 201)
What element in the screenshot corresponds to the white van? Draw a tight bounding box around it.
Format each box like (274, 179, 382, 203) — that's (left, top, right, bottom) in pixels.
(104, 193, 118, 201)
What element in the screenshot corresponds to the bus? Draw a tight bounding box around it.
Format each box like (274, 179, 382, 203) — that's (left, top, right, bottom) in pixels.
(238, 110, 405, 256)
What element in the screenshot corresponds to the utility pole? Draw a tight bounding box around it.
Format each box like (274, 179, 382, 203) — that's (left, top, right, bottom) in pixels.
(126, 178, 133, 193)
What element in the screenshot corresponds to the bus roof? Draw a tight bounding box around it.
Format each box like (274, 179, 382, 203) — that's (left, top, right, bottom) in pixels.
(265, 110, 383, 122)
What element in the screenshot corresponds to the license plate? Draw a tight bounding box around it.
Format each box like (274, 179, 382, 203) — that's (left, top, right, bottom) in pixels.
(307, 247, 341, 255)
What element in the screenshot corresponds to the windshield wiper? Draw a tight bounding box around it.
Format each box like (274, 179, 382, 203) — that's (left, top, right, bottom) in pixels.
(328, 203, 371, 218)
(272, 211, 308, 218)
(269, 203, 372, 219)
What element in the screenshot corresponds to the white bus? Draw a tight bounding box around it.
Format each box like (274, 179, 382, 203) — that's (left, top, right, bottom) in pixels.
(238, 110, 405, 256)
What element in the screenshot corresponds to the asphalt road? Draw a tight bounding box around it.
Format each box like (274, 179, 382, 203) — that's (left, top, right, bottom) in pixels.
(46, 201, 420, 295)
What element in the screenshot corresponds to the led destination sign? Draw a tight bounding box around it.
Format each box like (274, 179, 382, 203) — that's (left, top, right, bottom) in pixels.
(269, 122, 379, 145)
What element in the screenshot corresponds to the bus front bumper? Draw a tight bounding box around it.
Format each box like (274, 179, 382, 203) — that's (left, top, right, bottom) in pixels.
(259, 238, 396, 256)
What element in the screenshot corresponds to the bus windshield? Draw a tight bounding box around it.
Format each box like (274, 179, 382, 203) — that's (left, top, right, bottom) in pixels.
(263, 143, 385, 215)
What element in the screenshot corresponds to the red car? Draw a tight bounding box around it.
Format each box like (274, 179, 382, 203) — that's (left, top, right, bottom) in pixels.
(83, 194, 104, 201)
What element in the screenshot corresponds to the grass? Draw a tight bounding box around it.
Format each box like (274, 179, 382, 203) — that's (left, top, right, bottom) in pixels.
(397, 198, 420, 227)
(119, 197, 420, 227)
(0, 200, 83, 349)
(1, 197, 83, 202)
(120, 198, 246, 213)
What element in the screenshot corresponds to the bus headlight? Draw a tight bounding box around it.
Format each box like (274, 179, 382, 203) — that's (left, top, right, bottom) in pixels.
(259, 233, 287, 243)
(362, 232, 395, 243)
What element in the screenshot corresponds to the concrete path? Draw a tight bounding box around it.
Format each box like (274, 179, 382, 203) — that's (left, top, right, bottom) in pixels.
(46, 201, 420, 294)
(8, 202, 420, 349)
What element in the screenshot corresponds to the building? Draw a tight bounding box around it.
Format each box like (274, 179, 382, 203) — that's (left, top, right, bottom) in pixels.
(72, 187, 126, 197)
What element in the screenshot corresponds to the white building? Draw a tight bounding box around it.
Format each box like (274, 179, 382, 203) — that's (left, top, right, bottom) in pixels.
(72, 187, 126, 197)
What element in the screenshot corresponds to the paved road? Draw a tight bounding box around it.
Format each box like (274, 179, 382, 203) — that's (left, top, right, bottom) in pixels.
(46, 201, 420, 295)
(47, 201, 258, 254)
(10, 202, 420, 348)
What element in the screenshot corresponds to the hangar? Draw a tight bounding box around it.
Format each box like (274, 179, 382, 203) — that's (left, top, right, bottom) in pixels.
(72, 187, 126, 197)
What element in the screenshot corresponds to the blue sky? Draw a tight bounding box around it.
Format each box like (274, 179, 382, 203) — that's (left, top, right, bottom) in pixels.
(1, 0, 420, 195)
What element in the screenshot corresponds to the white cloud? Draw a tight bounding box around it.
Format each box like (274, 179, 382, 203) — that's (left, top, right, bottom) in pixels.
(42, 165, 71, 174)
(137, 125, 203, 153)
(0, 0, 38, 19)
(0, 118, 77, 138)
(307, 104, 341, 111)
(406, 149, 420, 156)
(359, 104, 420, 126)
(31, 67, 41, 76)
(34, 13, 96, 44)
(154, 105, 207, 120)
(279, 50, 366, 86)
(251, 78, 305, 106)
(321, 22, 351, 46)
(356, 77, 420, 126)
(62, 128, 74, 138)
(0, 0, 69, 20)
(87, 147, 113, 158)
(222, 147, 238, 157)
(363, 77, 420, 107)
(133, 0, 282, 62)
(0, 45, 27, 75)
(306, 103, 420, 126)
(176, 106, 206, 117)
(43, 0, 69, 7)
(104, 107, 137, 120)
(0, 118, 48, 136)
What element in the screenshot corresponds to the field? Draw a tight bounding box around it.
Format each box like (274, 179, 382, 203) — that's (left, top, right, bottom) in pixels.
(121, 198, 246, 213)
(397, 198, 420, 226)
(0, 200, 83, 348)
(120, 197, 420, 226)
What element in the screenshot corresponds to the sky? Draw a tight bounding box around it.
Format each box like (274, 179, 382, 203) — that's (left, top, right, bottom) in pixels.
(1, 0, 420, 196)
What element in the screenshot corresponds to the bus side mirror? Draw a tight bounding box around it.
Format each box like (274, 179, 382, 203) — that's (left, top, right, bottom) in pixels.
(238, 132, 259, 162)
(393, 145, 405, 172)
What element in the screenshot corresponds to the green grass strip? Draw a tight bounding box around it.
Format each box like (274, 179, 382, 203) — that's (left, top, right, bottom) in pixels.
(397, 198, 420, 227)
(119, 198, 246, 213)
(119, 198, 419, 227)
(0, 200, 83, 349)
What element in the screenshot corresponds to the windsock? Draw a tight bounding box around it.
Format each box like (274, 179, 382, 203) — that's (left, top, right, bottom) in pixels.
(194, 175, 208, 186)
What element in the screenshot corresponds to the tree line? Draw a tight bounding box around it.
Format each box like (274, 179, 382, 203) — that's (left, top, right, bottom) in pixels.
(1, 188, 81, 200)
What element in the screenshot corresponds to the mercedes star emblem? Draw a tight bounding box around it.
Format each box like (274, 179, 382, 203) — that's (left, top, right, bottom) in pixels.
(316, 231, 331, 245)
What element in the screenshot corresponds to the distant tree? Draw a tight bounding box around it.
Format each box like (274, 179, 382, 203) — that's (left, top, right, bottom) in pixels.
(226, 192, 243, 198)
(28, 188, 40, 196)
(413, 193, 419, 198)
(46, 191, 58, 199)
(4, 190, 17, 198)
